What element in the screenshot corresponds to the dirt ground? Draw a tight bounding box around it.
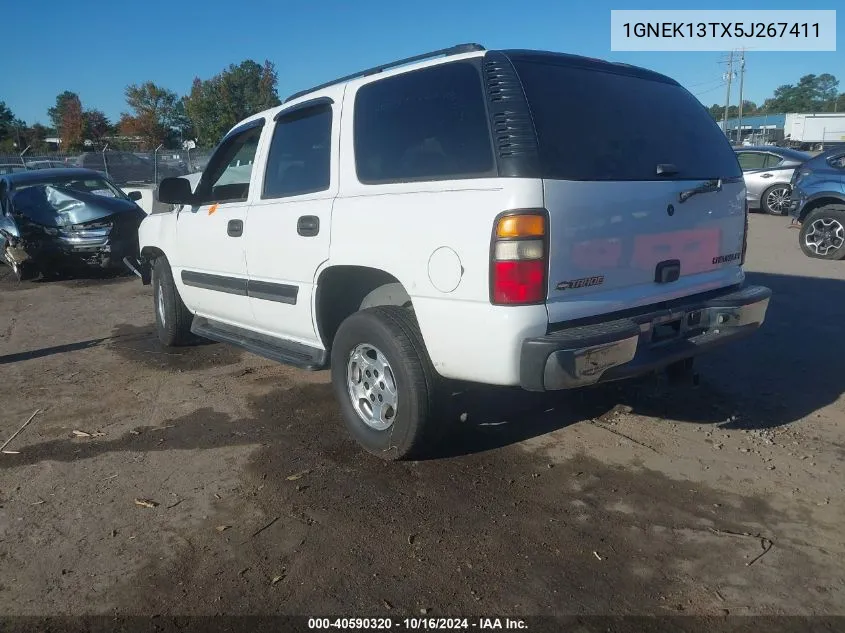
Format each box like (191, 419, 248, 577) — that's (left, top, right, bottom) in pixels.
(1, 214, 844, 625)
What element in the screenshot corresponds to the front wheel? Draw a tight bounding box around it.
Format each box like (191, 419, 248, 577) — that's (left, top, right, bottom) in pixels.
(761, 184, 791, 216)
(152, 256, 195, 346)
(799, 205, 845, 260)
(330, 306, 439, 461)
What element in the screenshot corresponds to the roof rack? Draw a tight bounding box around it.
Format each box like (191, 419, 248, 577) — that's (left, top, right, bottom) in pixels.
(283, 43, 486, 103)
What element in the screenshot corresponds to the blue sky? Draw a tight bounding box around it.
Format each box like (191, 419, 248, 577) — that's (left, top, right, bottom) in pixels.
(3, 0, 843, 125)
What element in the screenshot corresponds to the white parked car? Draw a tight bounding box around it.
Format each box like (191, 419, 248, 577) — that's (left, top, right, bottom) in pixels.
(128, 44, 772, 460)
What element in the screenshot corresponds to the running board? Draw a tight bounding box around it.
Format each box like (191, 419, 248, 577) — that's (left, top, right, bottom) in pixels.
(191, 317, 328, 371)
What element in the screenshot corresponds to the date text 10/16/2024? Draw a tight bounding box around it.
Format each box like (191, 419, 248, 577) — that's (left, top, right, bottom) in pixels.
(307, 618, 529, 630)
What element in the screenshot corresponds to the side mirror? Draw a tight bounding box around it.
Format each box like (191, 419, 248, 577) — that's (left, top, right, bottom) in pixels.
(157, 177, 194, 205)
(127, 190, 143, 201)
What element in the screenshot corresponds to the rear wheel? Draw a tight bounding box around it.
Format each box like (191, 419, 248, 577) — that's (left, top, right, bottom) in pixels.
(331, 306, 439, 461)
(799, 205, 845, 260)
(152, 256, 194, 346)
(761, 184, 791, 216)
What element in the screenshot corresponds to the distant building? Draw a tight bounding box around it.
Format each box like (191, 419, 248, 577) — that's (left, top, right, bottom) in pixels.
(719, 114, 786, 145)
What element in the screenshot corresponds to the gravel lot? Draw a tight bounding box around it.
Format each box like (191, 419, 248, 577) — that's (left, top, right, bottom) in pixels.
(1, 214, 843, 624)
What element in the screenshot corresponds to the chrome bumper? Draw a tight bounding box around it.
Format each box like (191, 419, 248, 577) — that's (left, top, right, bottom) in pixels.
(520, 285, 772, 391)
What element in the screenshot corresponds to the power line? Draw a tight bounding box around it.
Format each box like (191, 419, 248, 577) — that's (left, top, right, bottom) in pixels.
(687, 77, 727, 89)
(694, 83, 727, 97)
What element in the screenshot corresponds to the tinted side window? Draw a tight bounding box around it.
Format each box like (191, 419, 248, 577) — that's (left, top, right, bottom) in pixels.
(737, 152, 768, 171)
(512, 60, 741, 181)
(763, 154, 783, 168)
(263, 104, 332, 199)
(354, 62, 494, 184)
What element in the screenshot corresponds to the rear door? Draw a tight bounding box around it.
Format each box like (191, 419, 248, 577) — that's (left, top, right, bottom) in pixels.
(510, 59, 746, 322)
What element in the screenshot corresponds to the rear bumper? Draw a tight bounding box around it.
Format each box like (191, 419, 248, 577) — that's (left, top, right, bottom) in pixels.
(520, 285, 771, 391)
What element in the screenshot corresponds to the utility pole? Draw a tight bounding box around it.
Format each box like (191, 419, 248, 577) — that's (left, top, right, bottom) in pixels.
(722, 51, 734, 140)
(736, 50, 746, 144)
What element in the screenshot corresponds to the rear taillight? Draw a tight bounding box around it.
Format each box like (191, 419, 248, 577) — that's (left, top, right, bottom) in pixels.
(741, 200, 749, 265)
(490, 210, 548, 305)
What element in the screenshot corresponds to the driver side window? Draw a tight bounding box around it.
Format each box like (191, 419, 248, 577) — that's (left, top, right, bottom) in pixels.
(196, 121, 264, 204)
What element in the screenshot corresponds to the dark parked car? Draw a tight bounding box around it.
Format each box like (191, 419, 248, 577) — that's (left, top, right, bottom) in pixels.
(71, 151, 185, 185)
(0, 168, 146, 280)
(734, 146, 811, 215)
(0, 163, 27, 174)
(789, 149, 845, 260)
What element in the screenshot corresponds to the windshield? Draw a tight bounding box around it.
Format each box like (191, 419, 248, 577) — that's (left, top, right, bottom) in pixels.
(13, 176, 128, 200)
(511, 60, 742, 181)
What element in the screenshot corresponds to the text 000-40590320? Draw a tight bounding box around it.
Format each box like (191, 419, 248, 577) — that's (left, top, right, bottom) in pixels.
(307, 618, 529, 630)
(610, 10, 836, 51)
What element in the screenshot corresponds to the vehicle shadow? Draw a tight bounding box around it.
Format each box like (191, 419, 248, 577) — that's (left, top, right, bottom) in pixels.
(31, 268, 135, 284)
(2, 272, 841, 464)
(0, 337, 113, 365)
(0, 264, 136, 290)
(427, 270, 845, 458)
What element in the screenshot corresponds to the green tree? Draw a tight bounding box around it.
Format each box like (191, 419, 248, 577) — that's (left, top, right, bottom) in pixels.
(83, 109, 111, 144)
(24, 123, 49, 151)
(122, 82, 180, 148)
(170, 98, 195, 146)
(185, 59, 280, 147)
(762, 73, 840, 113)
(0, 101, 15, 143)
(708, 101, 759, 122)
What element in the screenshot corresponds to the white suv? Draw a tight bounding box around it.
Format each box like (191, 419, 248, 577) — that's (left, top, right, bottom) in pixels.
(129, 44, 771, 460)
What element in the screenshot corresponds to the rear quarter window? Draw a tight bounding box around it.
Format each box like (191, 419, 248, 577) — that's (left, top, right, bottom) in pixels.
(512, 60, 742, 181)
(353, 61, 495, 184)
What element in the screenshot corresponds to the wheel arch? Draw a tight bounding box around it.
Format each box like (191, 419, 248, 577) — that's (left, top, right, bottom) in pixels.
(314, 265, 413, 350)
(798, 195, 845, 222)
(140, 245, 166, 260)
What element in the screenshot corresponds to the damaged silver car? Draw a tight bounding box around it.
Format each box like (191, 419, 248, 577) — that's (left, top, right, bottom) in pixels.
(0, 168, 147, 280)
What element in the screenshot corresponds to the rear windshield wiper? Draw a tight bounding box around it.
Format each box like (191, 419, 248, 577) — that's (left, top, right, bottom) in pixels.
(679, 178, 722, 204)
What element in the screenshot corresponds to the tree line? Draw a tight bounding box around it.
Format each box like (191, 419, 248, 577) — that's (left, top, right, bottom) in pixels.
(0, 59, 281, 154)
(707, 73, 844, 121)
(2, 66, 845, 155)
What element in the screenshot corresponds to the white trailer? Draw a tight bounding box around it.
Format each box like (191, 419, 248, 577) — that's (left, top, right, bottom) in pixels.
(784, 113, 845, 149)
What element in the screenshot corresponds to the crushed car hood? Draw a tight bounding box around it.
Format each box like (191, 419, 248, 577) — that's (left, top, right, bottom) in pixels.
(10, 185, 144, 227)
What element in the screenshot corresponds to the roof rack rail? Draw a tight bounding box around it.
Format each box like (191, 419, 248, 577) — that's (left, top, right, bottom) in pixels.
(283, 43, 486, 103)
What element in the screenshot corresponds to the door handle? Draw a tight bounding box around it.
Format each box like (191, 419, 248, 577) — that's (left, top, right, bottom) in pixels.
(297, 215, 320, 237)
(227, 219, 243, 237)
(761, 173, 773, 178)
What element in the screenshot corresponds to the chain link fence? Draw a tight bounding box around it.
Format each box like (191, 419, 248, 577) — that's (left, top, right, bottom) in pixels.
(0, 149, 213, 187)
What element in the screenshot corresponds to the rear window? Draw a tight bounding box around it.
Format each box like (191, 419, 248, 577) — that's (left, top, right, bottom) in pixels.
(512, 60, 741, 181)
(353, 61, 495, 184)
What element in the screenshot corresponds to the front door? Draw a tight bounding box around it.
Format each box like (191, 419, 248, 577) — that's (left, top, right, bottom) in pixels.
(245, 97, 338, 346)
(173, 120, 265, 328)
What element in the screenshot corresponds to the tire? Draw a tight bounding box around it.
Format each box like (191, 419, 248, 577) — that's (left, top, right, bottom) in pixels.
(761, 184, 792, 216)
(331, 306, 439, 461)
(151, 256, 194, 346)
(799, 205, 845, 260)
(11, 260, 39, 282)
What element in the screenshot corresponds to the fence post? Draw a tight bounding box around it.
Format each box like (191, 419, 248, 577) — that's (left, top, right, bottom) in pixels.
(102, 144, 110, 178)
(154, 144, 164, 184)
(19, 146, 31, 168)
